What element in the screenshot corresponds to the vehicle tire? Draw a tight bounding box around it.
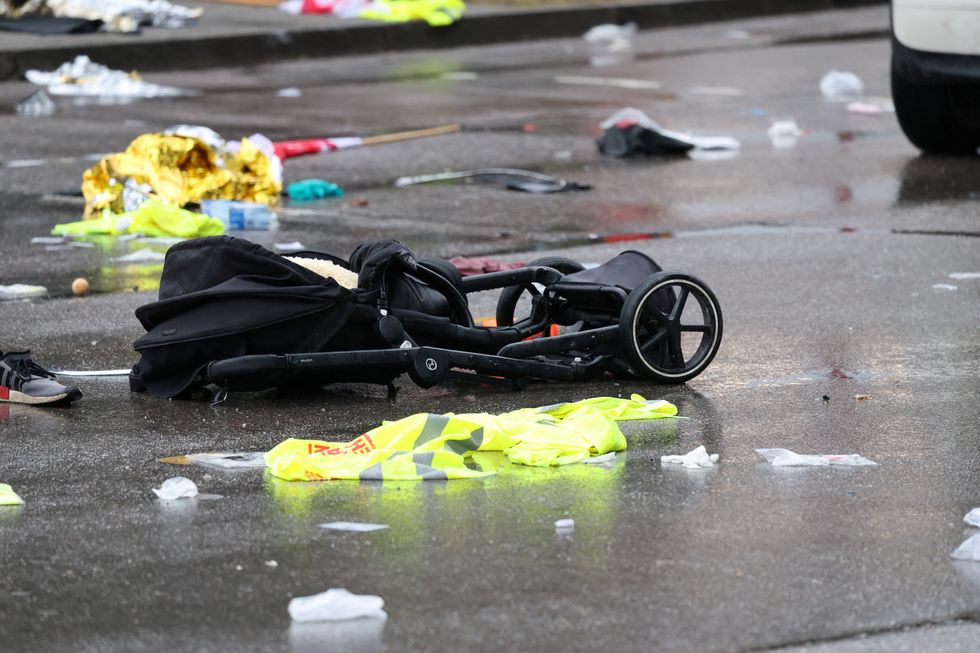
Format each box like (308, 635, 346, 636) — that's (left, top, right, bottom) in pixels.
(495, 256, 585, 327)
(891, 53, 980, 155)
(619, 271, 722, 384)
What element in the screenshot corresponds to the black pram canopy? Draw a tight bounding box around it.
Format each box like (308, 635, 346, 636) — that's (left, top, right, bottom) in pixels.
(133, 236, 355, 398)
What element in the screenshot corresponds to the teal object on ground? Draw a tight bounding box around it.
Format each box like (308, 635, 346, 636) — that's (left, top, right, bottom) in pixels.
(287, 179, 344, 201)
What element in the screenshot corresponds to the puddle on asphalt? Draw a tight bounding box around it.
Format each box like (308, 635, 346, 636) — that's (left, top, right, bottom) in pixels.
(747, 367, 887, 389)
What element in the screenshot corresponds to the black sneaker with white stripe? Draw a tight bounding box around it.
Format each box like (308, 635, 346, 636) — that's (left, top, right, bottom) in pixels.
(0, 351, 82, 406)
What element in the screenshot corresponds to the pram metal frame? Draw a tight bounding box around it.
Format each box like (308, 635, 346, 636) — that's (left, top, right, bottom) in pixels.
(131, 238, 723, 400)
(197, 266, 721, 397)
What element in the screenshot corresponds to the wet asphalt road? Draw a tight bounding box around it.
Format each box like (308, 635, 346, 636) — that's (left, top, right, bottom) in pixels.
(2, 6, 980, 652)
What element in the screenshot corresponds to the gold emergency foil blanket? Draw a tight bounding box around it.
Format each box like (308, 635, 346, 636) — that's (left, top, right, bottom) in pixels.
(81, 134, 281, 216)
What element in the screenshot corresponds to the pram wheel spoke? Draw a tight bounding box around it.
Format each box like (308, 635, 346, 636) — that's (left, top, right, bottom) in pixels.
(667, 334, 686, 368)
(670, 287, 690, 321)
(681, 324, 712, 333)
(638, 327, 669, 353)
(619, 272, 723, 384)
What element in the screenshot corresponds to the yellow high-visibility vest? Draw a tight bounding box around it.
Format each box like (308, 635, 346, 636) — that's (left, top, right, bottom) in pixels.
(265, 394, 677, 481)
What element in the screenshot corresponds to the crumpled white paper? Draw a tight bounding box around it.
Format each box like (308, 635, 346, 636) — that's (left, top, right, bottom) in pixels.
(152, 476, 198, 500)
(555, 518, 575, 532)
(113, 248, 166, 263)
(952, 533, 980, 561)
(768, 119, 803, 148)
(581, 452, 616, 465)
(755, 448, 877, 467)
(319, 522, 389, 532)
(0, 284, 47, 300)
(964, 508, 980, 528)
(288, 589, 387, 622)
(661, 445, 719, 469)
(819, 70, 864, 99)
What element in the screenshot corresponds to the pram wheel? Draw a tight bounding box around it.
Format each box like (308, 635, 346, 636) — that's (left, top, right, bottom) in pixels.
(619, 272, 722, 383)
(495, 256, 585, 327)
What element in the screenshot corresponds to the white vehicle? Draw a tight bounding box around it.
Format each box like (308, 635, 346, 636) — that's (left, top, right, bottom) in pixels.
(891, 0, 980, 153)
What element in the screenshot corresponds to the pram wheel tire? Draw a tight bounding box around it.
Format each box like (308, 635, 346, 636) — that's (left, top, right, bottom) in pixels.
(495, 256, 585, 327)
(619, 272, 722, 383)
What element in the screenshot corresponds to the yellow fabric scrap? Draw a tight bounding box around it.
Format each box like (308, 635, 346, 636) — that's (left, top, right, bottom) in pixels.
(265, 394, 676, 481)
(54, 199, 225, 238)
(359, 0, 465, 27)
(0, 483, 24, 506)
(81, 133, 281, 216)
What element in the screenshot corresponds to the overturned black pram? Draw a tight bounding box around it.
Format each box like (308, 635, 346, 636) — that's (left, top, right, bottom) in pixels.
(130, 236, 722, 401)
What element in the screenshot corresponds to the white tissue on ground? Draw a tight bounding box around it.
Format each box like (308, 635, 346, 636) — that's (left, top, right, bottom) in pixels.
(319, 522, 390, 532)
(964, 508, 980, 528)
(819, 70, 864, 99)
(581, 452, 616, 465)
(288, 589, 387, 622)
(661, 445, 719, 468)
(952, 533, 980, 561)
(152, 476, 198, 500)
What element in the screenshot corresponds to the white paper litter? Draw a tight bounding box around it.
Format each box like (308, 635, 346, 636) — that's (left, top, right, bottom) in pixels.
(846, 100, 894, 115)
(152, 476, 198, 500)
(755, 448, 877, 467)
(965, 508, 980, 528)
(819, 70, 864, 99)
(0, 284, 47, 300)
(661, 445, 719, 468)
(320, 522, 390, 532)
(583, 22, 636, 47)
(689, 86, 744, 96)
(113, 247, 166, 263)
(583, 23, 636, 65)
(768, 119, 803, 148)
(277, 87, 303, 98)
(288, 589, 387, 623)
(952, 533, 980, 561)
(26, 56, 187, 98)
(581, 452, 616, 465)
(16, 90, 56, 116)
(950, 272, 980, 280)
(555, 518, 575, 532)
(275, 242, 306, 252)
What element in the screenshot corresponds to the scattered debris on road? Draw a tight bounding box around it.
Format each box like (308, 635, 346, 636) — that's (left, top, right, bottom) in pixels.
(661, 445, 719, 469)
(395, 168, 590, 193)
(597, 108, 740, 157)
(819, 69, 864, 99)
(755, 448, 877, 467)
(26, 55, 189, 98)
(288, 588, 387, 622)
(320, 522, 390, 532)
(152, 476, 199, 500)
